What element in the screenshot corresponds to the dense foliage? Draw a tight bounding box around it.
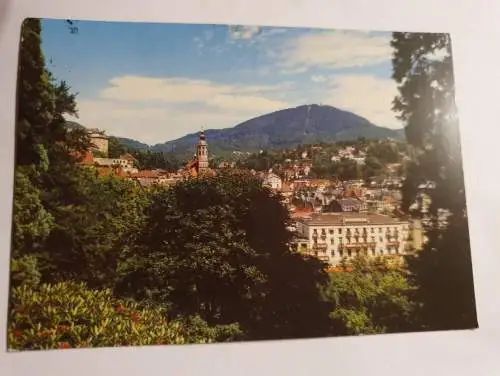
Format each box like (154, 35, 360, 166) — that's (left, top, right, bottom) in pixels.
(322, 257, 415, 335)
(115, 170, 332, 340)
(108, 136, 181, 172)
(392, 32, 477, 330)
(8, 281, 241, 350)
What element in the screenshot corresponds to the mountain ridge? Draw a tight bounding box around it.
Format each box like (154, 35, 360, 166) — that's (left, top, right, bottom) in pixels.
(152, 104, 404, 157)
(67, 104, 404, 158)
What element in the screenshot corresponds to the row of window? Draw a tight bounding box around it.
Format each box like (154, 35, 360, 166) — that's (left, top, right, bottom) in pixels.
(313, 235, 400, 245)
(312, 225, 406, 235)
(317, 247, 400, 258)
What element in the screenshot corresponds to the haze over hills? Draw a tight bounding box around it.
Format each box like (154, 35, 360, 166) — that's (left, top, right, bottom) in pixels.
(68, 104, 404, 158)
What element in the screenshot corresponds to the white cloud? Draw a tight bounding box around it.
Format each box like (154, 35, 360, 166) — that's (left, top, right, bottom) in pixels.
(99, 75, 291, 107)
(311, 75, 328, 83)
(280, 66, 308, 75)
(228, 25, 261, 40)
(278, 30, 392, 72)
(321, 74, 402, 129)
(73, 75, 292, 143)
(67, 100, 171, 143)
(209, 94, 288, 113)
(101, 76, 227, 103)
(73, 72, 402, 143)
(425, 47, 450, 61)
(69, 99, 254, 144)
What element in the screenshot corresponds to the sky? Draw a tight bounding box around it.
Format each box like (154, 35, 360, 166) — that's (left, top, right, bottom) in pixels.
(41, 19, 402, 144)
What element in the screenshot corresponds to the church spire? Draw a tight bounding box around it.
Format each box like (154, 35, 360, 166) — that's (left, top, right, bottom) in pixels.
(196, 127, 209, 173)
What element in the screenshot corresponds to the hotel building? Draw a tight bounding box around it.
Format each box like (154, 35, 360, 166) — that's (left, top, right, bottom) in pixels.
(293, 212, 411, 266)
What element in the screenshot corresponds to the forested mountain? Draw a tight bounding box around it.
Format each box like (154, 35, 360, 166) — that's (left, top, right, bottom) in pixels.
(66, 105, 403, 159)
(152, 104, 403, 158)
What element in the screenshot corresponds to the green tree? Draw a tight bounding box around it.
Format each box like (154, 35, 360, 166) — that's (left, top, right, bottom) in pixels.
(8, 281, 241, 350)
(336, 159, 361, 181)
(42, 170, 148, 289)
(13, 18, 92, 285)
(366, 141, 400, 164)
(321, 257, 416, 335)
(10, 254, 42, 289)
(108, 137, 129, 158)
(391, 32, 477, 330)
(115, 170, 331, 340)
(16, 19, 86, 168)
(238, 150, 279, 171)
(12, 167, 54, 257)
(362, 156, 385, 182)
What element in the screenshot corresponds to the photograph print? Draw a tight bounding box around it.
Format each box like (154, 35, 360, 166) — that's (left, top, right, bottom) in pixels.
(7, 18, 477, 351)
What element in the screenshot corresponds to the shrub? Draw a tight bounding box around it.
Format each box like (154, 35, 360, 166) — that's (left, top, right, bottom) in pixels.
(322, 256, 416, 335)
(10, 255, 41, 288)
(8, 281, 235, 350)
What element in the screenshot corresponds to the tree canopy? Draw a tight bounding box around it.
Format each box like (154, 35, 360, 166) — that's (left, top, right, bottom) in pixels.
(391, 32, 477, 330)
(322, 257, 415, 335)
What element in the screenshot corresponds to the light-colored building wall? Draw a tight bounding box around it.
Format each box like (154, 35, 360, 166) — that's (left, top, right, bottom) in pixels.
(294, 213, 410, 266)
(94, 157, 134, 169)
(409, 219, 424, 251)
(263, 174, 282, 190)
(89, 134, 109, 155)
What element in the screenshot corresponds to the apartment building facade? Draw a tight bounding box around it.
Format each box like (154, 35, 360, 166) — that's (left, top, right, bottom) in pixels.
(294, 212, 411, 266)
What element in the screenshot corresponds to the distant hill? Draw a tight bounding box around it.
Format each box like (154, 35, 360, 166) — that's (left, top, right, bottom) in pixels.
(65, 120, 86, 130)
(65, 121, 150, 152)
(151, 104, 404, 158)
(66, 104, 405, 159)
(113, 137, 150, 152)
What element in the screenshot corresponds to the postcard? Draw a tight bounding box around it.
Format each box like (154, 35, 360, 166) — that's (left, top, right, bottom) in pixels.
(7, 18, 477, 351)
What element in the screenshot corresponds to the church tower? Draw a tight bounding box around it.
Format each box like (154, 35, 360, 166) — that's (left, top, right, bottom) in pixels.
(196, 129, 209, 173)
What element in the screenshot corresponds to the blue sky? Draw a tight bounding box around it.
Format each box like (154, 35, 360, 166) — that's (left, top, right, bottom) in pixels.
(41, 19, 401, 144)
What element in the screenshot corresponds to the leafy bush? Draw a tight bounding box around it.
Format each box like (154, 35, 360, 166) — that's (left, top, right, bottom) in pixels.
(322, 257, 416, 335)
(8, 281, 239, 350)
(10, 255, 41, 288)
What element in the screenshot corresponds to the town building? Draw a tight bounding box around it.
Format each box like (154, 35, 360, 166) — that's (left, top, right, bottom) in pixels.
(184, 130, 215, 178)
(263, 173, 282, 190)
(93, 157, 136, 171)
(337, 197, 366, 212)
(280, 182, 294, 197)
(293, 212, 411, 266)
(88, 129, 109, 156)
(74, 150, 138, 173)
(127, 169, 178, 187)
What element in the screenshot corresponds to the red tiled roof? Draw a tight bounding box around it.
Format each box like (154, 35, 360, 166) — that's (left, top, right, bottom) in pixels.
(130, 170, 161, 178)
(309, 179, 330, 186)
(72, 150, 94, 165)
(293, 203, 314, 214)
(120, 153, 137, 162)
(296, 212, 406, 226)
(290, 211, 313, 219)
